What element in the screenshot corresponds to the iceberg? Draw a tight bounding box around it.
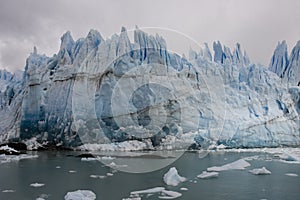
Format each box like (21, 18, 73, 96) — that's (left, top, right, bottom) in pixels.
(285, 173, 298, 177)
(128, 187, 182, 199)
(64, 190, 96, 200)
(249, 167, 271, 175)
(30, 183, 45, 187)
(197, 171, 219, 179)
(163, 167, 186, 186)
(207, 159, 250, 172)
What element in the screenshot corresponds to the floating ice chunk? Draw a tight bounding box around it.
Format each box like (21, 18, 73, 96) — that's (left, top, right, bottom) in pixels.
(130, 187, 165, 195)
(282, 149, 300, 162)
(36, 194, 49, 200)
(89, 175, 106, 179)
(197, 171, 219, 179)
(0, 154, 38, 164)
(285, 173, 298, 177)
(30, 183, 45, 187)
(106, 173, 114, 176)
(81, 157, 98, 162)
(129, 187, 181, 199)
(163, 167, 186, 186)
(56, 166, 61, 169)
(180, 188, 188, 191)
(64, 190, 96, 200)
(0, 145, 19, 153)
(216, 144, 227, 150)
(249, 167, 271, 175)
(159, 190, 182, 199)
(107, 162, 128, 168)
(2, 189, 15, 193)
(207, 159, 250, 172)
(69, 170, 77, 173)
(99, 156, 115, 160)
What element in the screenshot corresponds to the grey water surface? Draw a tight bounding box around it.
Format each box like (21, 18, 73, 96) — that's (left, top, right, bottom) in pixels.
(0, 151, 299, 200)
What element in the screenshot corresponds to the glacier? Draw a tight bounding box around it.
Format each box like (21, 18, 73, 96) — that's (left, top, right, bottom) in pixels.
(0, 27, 299, 149)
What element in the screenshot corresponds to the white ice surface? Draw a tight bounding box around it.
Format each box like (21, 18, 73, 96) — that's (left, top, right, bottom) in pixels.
(207, 159, 250, 172)
(285, 173, 298, 177)
(249, 167, 271, 175)
(197, 171, 219, 179)
(64, 190, 96, 200)
(129, 187, 182, 199)
(30, 183, 45, 187)
(0, 154, 38, 164)
(163, 167, 186, 186)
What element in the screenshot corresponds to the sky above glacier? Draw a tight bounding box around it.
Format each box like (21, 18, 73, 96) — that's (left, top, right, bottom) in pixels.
(0, 0, 299, 72)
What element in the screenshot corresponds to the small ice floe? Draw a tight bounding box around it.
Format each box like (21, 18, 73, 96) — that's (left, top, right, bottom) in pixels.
(64, 190, 96, 200)
(285, 173, 298, 177)
(0, 145, 20, 154)
(197, 171, 219, 179)
(180, 188, 188, 191)
(68, 170, 77, 173)
(30, 183, 45, 187)
(243, 155, 260, 161)
(163, 167, 186, 186)
(36, 194, 49, 200)
(55, 166, 61, 169)
(107, 162, 128, 168)
(216, 144, 227, 150)
(106, 173, 114, 176)
(0, 154, 38, 164)
(131, 187, 165, 195)
(81, 157, 98, 162)
(90, 175, 106, 179)
(158, 190, 182, 199)
(207, 159, 250, 172)
(2, 189, 15, 193)
(128, 187, 182, 199)
(249, 167, 271, 175)
(99, 156, 115, 160)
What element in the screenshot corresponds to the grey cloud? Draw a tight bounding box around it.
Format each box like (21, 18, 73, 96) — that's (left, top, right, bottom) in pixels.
(0, 0, 300, 72)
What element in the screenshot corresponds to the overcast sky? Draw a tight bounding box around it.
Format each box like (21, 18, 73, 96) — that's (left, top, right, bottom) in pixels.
(0, 0, 299, 72)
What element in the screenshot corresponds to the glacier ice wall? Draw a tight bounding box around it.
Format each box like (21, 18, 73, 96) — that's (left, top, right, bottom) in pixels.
(0, 27, 299, 148)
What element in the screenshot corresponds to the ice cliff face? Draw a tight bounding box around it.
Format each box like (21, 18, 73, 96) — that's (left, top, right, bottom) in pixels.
(269, 41, 300, 86)
(0, 28, 299, 148)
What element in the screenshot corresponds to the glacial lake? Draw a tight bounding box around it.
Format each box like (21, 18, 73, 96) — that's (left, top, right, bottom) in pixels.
(0, 149, 300, 200)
